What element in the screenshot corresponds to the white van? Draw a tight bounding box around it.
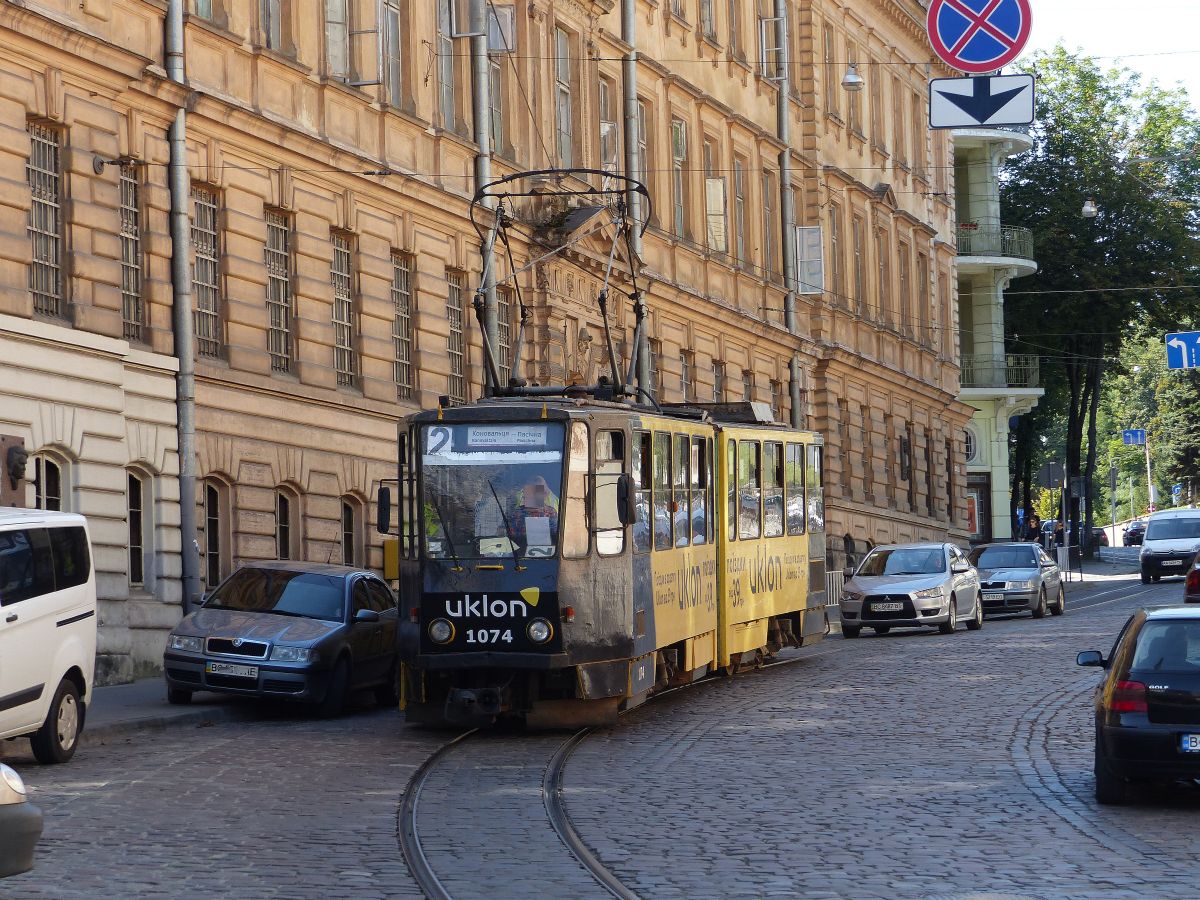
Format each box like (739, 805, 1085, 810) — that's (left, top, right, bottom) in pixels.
(0, 508, 96, 763)
(1140, 508, 1200, 584)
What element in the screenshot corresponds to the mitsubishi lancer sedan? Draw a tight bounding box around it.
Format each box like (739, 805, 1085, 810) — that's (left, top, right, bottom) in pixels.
(1078, 606, 1200, 804)
(163, 562, 400, 717)
(839, 542, 983, 638)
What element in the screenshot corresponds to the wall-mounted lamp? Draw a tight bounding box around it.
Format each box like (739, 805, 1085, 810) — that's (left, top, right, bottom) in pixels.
(1081, 199, 1099, 219)
(841, 63, 864, 93)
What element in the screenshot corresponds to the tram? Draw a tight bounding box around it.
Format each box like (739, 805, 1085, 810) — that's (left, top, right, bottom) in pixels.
(379, 397, 826, 727)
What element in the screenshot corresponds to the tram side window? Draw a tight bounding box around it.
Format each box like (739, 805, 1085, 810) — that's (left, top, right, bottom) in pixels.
(690, 436, 707, 545)
(785, 442, 806, 535)
(563, 421, 590, 558)
(653, 432, 672, 551)
(401, 432, 419, 559)
(738, 440, 761, 540)
(707, 438, 715, 544)
(726, 439, 737, 541)
(807, 444, 825, 532)
(763, 442, 784, 537)
(633, 431, 652, 553)
(674, 434, 690, 547)
(594, 430, 626, 556)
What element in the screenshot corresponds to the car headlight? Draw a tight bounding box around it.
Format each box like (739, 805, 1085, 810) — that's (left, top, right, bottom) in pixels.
(1008, 580, 1036, 591)
(912, 587, 943, 600)
(527, 618, 553, 644)
(0, 764, 26, 797)
(269, 645, 315, 663)
(842, 591, 864, 602)
(168, 634, 203, 653)
(428, 619, 455, 644)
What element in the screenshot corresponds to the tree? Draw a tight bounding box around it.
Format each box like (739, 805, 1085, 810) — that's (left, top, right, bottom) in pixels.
(1003, 48, 1200, 551)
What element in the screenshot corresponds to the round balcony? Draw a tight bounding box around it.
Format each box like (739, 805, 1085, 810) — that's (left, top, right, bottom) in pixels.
(952, 125, 1034, 155)
(956, 223, 1036, 277)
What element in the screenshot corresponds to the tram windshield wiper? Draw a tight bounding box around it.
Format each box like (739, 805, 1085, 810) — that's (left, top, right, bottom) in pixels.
(487, 478, 526, 571)
(428, 497, 464, 571)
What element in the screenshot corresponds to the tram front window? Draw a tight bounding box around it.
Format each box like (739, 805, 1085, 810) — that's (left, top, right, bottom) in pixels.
(421, 423, 564, 559)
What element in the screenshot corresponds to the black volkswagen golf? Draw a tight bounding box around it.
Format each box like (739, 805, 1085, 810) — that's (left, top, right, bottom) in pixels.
(1078, 606, 1200, 803)
(163, 562, 400, 716)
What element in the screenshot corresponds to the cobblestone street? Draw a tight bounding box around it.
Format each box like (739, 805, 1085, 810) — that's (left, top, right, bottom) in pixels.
(4, 573, 1198, 899)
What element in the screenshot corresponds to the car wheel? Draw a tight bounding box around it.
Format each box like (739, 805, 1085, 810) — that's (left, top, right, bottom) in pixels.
(1153, 575, 1162, 583)
(374, 664, 400, 708)
(938, 597, 958, 635)
(842, 625, 861, 639)
(1031, 587, 1048, 619)
(1141, 571, 1152, 585)
(30, 678, 83, 765)
(966, 595, 984, 631)
(1051, 586, 1066, 616)
(315, 657, 351, 718)
(1094, 740, 1127, 805)
(873, 626, 891, 635)
(167, 687, 193, 706)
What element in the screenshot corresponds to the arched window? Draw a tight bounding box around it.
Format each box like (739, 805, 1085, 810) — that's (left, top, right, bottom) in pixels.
(964, 428, 978, 465)
(33, 453, 67, 511)
(127, 469, 154, 589)
(204, 478, 232, 588)
(341, 496, 362, 567)
(276, 487, 300, 560)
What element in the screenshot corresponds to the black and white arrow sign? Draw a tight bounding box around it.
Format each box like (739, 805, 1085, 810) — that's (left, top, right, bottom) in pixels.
(929, 74, 1035, 129)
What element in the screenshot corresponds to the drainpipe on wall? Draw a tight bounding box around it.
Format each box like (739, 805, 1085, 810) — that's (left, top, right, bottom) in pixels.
(621, 0, 651, 395)
(165, 0, 201, 611)
(470, 0, 498, 393)
(772, 0, 802, 428)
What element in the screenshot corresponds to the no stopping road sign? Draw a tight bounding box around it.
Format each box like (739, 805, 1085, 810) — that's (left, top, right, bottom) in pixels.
(927, 0, 1032, 74)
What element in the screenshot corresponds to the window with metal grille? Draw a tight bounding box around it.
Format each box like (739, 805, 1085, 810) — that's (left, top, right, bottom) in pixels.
(191, 187, 222, 357)
(680, 352, 692, 401)
(35, 456, 63, 511)
(265, 210, 293, 372)
(331, 232, 357, 387)
(555, 27, 574, 167)
(497, 285, 513, 385)
(392, 252, 415, 398)
(119, 164, 145, 341)
(27, 123, 63, 318)
(446, 270, 466, 402)
(713, 361, 725, 402)
(128, 472, 145, 586)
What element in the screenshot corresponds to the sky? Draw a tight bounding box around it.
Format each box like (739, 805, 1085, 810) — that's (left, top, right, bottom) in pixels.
(1016, 0, 1200, 107)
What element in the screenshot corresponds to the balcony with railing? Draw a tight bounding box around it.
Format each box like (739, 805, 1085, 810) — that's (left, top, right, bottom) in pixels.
(956, 222, 1035, 261)
(960, 353, 1040, 390)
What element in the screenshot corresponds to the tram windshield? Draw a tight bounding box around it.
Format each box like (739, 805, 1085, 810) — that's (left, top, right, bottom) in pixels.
(420, 422, 565, 560)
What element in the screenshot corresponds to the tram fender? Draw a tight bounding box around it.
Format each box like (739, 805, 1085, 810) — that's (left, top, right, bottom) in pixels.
(576, 659, 630, 699)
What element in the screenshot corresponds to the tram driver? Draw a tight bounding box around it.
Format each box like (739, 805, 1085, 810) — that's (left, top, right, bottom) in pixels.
(505, 474, 560, 550)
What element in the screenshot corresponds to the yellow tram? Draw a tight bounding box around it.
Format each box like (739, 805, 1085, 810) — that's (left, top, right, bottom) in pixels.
(380, 398, 825, 727)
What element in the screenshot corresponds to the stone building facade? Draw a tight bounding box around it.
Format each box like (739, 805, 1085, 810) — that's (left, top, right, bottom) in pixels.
(0, 0, 972, 681)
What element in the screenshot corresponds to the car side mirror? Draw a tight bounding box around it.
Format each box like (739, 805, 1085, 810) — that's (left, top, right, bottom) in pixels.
(842, 566, 855, 579)
(616, 473, 636, 526)
(377, 486, 392, 535)
(951, 561, 969, 574)
(354, 608, 381, 624)
(1076, 650, 1105, 668)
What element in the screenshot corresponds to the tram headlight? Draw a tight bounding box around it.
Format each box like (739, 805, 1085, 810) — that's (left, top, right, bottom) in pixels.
(428, 619, 455, 644)
(527, 618, 553, 644)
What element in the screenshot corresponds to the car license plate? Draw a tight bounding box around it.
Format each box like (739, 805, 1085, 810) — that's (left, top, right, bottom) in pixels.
(206, 661, 258, 679)
(1180, 734, 1200, 753)
(983, 593, 1003, 602)
(1163, 560, 1183, 567)
(870, 602, 903, 612)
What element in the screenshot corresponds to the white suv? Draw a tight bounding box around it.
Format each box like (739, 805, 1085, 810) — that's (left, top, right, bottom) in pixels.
(0, 508, 96, 763)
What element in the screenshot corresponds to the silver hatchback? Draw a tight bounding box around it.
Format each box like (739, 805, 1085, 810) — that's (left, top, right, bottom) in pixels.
(838, 543, 983, 638)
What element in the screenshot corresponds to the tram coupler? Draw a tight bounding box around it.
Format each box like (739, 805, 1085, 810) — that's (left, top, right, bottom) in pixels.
(444, 687, 505, 727)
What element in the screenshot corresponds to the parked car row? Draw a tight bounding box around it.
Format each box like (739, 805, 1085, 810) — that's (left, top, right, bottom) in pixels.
(838, 540, 1064, 639)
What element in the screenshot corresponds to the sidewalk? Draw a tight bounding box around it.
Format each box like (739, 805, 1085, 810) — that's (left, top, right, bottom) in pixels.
(81, 678, 258, 749)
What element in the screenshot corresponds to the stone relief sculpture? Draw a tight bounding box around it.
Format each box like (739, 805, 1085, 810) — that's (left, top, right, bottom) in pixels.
(6, 444, 28, 490)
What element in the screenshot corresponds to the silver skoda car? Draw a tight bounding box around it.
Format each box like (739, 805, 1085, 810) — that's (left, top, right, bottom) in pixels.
(838, 543, 982, 638)
(968, 542, 1063, 617)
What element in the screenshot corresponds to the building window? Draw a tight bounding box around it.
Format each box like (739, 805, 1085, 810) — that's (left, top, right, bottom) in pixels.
(119, 164, 145, 342)
(964, 428, 978, 464)
(555, 27, 574, 167)
(823, 26, 838, 116)
(680, 352, 692, 402)
(828, 202, 844, 303)
(700, 0, 716, 39)
(265, 210, 293, 373)
(912, 92, 927, 179)
(260, 0, 290, 53)
(728, 0, 742, 55)
(384, 1, 404, 104)
(847, 43, 863, 134)
(331, 233, 357, 387)
(733, 158, 747, 264)
(757, 0, 781, 79)
(917, 252, 931, 346)
(195, 0, 214, 18)
(128, 471, 147, 587)
(275, 490, 294, 560)
(703, 139, 727, 254)
(713, 361, 725, 401)
(326, 0, 350, 80)
(893, 78, 907, 166)
(27, 122, 64, 319)
(869, 58, 884, 147)
(762, 170, 777, 279)
(770, 380, 782, 421)
(637, 100, 651, 214)
(437, 0, 457, 129)
(497, 285, 514, 385)
(876, 228, 891, 325)
(670, 0, 684, 17)
(671, 118, 688, 238)
(191, 186, 222, 358)
(742, 369, 753, 402)
(34, 456, 63, 511)
(488, 54, 503, 152)
(341, 497, 361, 566)
(851, 213, 866, 317)
(945, 438, 955, 525)
(204, 480, 226, 588)
(446, 269, 466, 402)
(649, 338, 661, 397)
(898, 242, 911, 336)
(392, 252, 415, 398)
(599, 77, 619, 176)
(796, 225, 824, 295)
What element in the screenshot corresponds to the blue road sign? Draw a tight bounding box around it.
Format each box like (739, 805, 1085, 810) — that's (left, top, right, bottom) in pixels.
(1123, 429, 1147, 446)
(1173, 483, 1183, 497)
(1166, 331, 1200, 370)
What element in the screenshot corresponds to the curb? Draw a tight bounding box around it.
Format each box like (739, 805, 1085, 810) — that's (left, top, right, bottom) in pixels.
(80, 702, 258, 748)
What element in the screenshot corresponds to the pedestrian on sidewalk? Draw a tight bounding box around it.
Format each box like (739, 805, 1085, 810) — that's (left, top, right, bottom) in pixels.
(1025, 513, 1041, 542)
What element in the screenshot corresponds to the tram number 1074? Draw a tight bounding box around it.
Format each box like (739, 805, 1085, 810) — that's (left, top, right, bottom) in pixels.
(465, 629, 514, 645)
